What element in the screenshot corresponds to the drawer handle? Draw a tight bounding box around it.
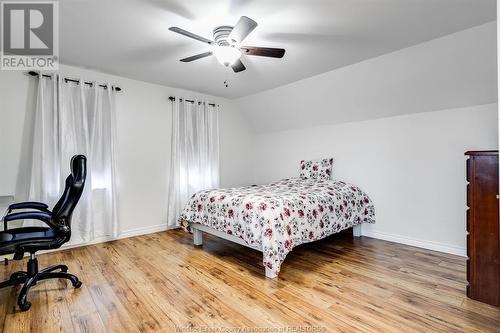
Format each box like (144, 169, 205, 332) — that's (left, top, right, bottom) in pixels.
(497, 194, 499, 200)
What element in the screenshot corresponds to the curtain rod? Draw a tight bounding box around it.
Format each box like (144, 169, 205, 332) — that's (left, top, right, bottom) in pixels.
(169, 96, 217, 107)
(26, 71, 122, 92)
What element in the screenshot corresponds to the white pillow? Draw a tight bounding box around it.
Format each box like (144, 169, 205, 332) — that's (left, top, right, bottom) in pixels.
(299, 158, 333, 180)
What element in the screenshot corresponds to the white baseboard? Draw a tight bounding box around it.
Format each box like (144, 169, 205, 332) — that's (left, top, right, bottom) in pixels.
(118, 223, 174, 239)
(65, 223, 174, 250)
(361, 229, 466, 257)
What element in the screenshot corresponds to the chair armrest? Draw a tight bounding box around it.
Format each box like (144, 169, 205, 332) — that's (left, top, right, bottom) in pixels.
(8, 201, 49, 212)
(3, 211, 62, 232)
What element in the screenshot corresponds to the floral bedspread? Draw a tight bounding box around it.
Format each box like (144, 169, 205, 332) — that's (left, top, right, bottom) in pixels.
(179, 178, 375, 276)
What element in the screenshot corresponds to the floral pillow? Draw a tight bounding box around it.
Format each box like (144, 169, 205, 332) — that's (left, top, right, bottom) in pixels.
(299, 158, 333, 180)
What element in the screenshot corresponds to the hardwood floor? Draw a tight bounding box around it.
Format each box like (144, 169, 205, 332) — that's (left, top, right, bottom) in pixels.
(1, 230, 499, 333)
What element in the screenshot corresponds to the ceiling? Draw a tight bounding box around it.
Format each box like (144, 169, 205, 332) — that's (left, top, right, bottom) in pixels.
(59, 0, 496, 99)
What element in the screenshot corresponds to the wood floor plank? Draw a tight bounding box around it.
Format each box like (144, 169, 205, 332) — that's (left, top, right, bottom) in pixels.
(1, 230, 499, 333)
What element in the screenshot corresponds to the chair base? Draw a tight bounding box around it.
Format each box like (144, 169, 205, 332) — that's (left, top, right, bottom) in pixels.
(0, 256, 82, 311)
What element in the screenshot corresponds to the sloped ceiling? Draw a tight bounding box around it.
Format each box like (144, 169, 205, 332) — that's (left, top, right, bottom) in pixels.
(232, 22, 497, 133)
(59, 0, 495, 98)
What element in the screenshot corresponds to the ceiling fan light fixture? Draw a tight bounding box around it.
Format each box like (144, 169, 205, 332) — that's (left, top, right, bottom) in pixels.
(169, 16, 285, 73)
(213, 45, 241, 67)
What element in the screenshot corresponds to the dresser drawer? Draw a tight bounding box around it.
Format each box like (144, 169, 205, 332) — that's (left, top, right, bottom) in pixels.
(466, 208, 470, 232)
(466, 233, 470, 258)
(466, 258, 470, 284)
(466, 158, 471, 182)
(466, 183, 470, 207)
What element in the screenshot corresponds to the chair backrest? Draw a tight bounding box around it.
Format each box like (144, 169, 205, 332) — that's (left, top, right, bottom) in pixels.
(51, 155, 87, 230)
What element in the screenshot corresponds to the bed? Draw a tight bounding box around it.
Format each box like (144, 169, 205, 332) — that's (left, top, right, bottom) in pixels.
(178, 159, 375, 279)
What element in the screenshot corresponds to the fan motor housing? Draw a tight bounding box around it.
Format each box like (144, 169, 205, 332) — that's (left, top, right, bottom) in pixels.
(213, 26, 233, 46)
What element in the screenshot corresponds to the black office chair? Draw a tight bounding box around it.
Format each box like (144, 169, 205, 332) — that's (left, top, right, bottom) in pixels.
(0, 155, 86, 311)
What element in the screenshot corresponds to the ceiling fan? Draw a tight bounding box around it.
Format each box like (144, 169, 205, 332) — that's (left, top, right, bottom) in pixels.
(169, 16, 285, 73)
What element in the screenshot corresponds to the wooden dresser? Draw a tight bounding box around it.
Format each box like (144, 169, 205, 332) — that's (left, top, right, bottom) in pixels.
(465, 150, 499, 307)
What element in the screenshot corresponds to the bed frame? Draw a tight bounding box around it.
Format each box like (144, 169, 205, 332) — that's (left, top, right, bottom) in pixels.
(190, 222, 363, 279)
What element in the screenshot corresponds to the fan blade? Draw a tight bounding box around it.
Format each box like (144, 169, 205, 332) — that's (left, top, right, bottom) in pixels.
(231, 58, 246, 73)
(228, 16, 257, 44)
(169, 27, 213, 45)
(240, 46, 285, 58)
(180, 52, 213, 62)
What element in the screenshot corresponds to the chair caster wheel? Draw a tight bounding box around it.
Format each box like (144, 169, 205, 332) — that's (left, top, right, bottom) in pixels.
(19, 301, 31, 311)
(18, 295, 31, 311)
(73, 280, 82, 289)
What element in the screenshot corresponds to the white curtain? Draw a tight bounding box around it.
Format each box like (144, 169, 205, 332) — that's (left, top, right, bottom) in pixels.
(167, 98, 220, 227)
(29, 74, 119, 245)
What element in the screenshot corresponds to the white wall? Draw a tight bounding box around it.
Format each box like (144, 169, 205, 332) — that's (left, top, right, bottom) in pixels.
(0, 64, 254, 241)
(0, 70, 37, 198)
(219, 100, 256, 187)
(250, 105, 498, 255)
(497, 6, 500, 242)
